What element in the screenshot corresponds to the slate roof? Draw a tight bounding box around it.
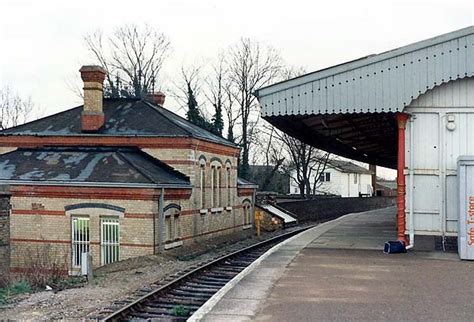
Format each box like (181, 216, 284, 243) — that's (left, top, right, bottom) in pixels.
(0, 98, 236, 148)
(327, 160, 373, 175)
(237, 177, 258, 188)
(376, 180, 397, 190)
(0, 147, 190, 187)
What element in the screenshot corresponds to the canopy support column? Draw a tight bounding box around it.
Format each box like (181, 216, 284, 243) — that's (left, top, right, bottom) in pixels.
(396, 113, 409, 245)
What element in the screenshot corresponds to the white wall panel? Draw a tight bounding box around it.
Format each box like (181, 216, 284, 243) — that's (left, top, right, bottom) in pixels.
(406, 77, 474, 236)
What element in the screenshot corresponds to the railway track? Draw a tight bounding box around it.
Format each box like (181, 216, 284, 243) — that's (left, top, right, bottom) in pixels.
(101, 225, 312, 321)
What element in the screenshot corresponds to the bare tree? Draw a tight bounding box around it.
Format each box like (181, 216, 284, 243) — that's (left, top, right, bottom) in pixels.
(257, 125, 285, 191)
(223, 83, 239, 142)
(227, 38, 282, 178)
(280, 65, 307, 81)
(205, 55, 226, 136)
(248, 65, 308, 192)
(85, 24, 171, 98)
(174, 66, 213, 131)
(0, 86, 34, 130)
(276, 132, 330, 198)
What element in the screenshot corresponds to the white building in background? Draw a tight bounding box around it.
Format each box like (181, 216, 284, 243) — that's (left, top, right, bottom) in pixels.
(289, 160, 373, 197)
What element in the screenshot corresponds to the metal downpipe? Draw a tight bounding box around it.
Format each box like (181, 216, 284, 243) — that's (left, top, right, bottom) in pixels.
(158, 187, 165, 253)
(406, 115, 415, 250)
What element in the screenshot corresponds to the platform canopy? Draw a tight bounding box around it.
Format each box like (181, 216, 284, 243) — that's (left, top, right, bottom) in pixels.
(256, 26, 474, 169)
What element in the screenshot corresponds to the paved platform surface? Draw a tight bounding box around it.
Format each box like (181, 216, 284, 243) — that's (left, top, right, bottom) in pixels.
(191, 207, 474, 322)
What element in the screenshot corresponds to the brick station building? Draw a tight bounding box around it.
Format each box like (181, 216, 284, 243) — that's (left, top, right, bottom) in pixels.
(0, 66, 256, 274)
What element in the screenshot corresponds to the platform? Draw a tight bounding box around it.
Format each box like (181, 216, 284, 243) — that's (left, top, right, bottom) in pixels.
(190, 207, 474, 321)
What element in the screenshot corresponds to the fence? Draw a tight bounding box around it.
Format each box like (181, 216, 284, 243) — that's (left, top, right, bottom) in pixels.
(278, 196, 396, 223)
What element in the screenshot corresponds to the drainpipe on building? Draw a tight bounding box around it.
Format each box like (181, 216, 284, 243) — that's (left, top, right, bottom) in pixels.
(396, 113, 409, 245)
(406, 115, 415, 250)
(158, 188, 165, 252)
(439, 113, 447, 251)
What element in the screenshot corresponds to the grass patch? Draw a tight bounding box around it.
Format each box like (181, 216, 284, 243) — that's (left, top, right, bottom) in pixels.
(0, 279, 32, 305)
(177, 254, 198, 261)
(171, 304, 190, 317)
(51, 276, 86, 290)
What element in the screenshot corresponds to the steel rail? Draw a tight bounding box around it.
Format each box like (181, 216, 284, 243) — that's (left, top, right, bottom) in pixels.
(102, 225, 312, 321)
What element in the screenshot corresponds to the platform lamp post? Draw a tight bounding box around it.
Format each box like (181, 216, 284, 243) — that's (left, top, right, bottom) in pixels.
(395, 112, 409, 245)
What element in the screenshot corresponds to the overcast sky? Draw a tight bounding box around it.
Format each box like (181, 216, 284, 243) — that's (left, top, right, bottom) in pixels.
(1, 0, 473, 178)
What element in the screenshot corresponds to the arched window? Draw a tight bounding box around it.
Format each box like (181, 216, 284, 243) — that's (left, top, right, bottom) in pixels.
(210, 160, 222, 208)
(242, 199, 252, 228)
(65, 203, 124, 267)
(226, 161, 232, 207)
(164, 204, 181, 246)
(199, 156, 206, 209)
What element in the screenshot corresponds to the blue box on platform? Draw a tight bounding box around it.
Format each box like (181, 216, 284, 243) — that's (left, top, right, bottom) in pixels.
(384, 241, 406, 254)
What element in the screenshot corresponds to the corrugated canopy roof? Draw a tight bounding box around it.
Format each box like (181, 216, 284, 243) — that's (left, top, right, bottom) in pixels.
(0, 147, 190, 187)
(257, 26, 474, 115)
(256, 26, 474, 169)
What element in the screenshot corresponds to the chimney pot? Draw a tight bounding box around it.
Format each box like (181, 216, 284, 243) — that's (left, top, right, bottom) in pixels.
(147, 92, 166, 106)
(80, 65, 106, 82)
(80, 65, 106, 132)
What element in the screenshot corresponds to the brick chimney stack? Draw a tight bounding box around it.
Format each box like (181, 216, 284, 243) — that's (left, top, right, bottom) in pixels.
(147, 91, 166, 106)
(80, 65, 106, 132)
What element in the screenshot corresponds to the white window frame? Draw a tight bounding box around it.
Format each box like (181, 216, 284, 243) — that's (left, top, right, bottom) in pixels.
(226, 166, 232, 207)
(71, 217, 90, 269)
(210, 162, 222, 209)
(215, 166, 220, 207)
(100, 217, 120, 266)
(174, 214, 180, 239)
(319, 172, 325, 182)
(243, 203, 252, 228)
(66, 204, 125, 271)
(164, 209, 182, 249)
(165, 215, 172, 242)
(200, 164, 206, 209)
(325, 172, 331, 182)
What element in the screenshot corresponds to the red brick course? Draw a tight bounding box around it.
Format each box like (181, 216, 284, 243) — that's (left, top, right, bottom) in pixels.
(0, 136, 240, 157)
(10, 185, 191, 201)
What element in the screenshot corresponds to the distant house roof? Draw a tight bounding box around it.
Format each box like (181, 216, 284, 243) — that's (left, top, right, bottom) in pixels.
(0, 98, 237, 148)
(327, 160, 373, 175)
(376, 180, 397, 190)
(249, 165, 287, 173)
(0, 147, 190, 187)
(237, 177, 258, 188)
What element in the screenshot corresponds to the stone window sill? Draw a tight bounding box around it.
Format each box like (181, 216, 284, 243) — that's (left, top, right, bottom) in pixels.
(211, 207, 224, 213)
(243, 224, 253, 230)
(164, 240, 183, 250)
(200, 209, 208, 215)
(225, 206, 232, 211)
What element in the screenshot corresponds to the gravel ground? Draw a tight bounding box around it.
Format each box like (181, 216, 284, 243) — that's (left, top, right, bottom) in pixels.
(0, 224, 312, 320)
